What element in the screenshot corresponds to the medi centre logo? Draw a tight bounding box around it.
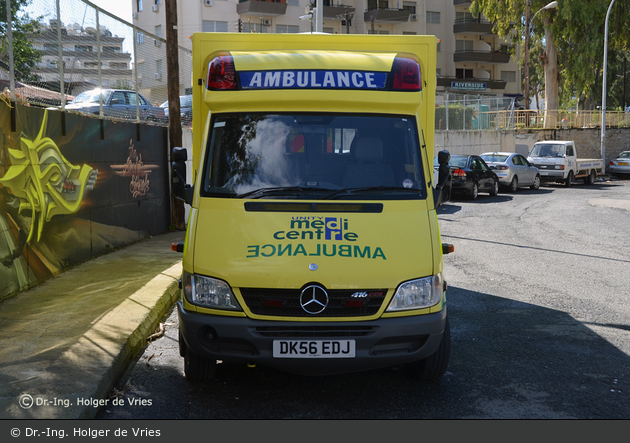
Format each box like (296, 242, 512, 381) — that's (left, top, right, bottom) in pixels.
(246, 217, 386, 260)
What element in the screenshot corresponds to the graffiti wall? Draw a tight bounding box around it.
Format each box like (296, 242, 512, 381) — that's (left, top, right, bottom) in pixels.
(0, 102, 170, 301)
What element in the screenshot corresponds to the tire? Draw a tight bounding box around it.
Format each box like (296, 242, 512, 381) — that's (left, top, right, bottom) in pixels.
(508, 176, 518, 192)
(489, 178, 499, 196)
(404, 319, 451, 382)
(184, 348, 217, 382)
(469, 182, 479, 200)
(564, 171, 574, 187)
(584, 170, 596, 185)
(530, 174, 541, 190)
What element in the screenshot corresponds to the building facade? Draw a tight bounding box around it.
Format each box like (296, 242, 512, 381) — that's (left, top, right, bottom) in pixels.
(31, 20, 133, 96)
(132, 0, 521, 98)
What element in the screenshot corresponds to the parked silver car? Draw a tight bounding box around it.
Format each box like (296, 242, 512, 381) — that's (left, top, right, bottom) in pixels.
(65, 88, 165, 122)
(609, 151, 630, 176)
(480, 152, 541, 192)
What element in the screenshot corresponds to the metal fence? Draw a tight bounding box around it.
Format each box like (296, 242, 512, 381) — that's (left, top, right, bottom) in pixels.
(435, 96, 517, 131)
(435, 95, 630, 131)
(2, 0, 192, 126)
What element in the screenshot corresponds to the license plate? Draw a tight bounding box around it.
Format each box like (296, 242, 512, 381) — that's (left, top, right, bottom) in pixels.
(619, 162, 628, 166)
(273, 340, 355, 358)
(541, 171, 549, 175)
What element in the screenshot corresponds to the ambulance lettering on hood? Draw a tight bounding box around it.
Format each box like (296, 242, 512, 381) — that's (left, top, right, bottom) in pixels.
(240, 70, 388, 90)
(246, 217, 387, 260)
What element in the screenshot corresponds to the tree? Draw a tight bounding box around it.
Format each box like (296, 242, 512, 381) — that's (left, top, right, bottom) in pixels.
(470, 0, 630, 110)
(0, 0, 42, 82)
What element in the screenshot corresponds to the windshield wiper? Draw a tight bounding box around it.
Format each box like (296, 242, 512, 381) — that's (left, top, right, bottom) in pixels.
(236, 186, 327, 199)
(323, 186, 421, 200)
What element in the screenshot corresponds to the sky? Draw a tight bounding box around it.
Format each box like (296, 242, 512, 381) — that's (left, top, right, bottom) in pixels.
(90, 0, 132, 22)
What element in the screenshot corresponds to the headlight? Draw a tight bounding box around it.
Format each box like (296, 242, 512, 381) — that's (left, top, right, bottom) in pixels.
(386, 273, 443, 311)
(182, 271, 242, 310)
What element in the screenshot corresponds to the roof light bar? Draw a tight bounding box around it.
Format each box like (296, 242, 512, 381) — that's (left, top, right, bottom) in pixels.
(207, 55, 237, 90)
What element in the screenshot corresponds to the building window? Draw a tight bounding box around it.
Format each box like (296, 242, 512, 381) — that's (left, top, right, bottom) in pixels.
(402, 31, 417, 35)
(43, 43, 58, 51)
(368, 30, 390, 34)
(102, 46, 121, 53)
(137, 0, 143, 12)
(287, 0, 299, 5)
(156, 59, 163, 76)
(137, 32, 144, 44)
(277, 24, 300, 33)
(436, 68, 441, 76)
(243, 22, 268, 33)
(456, 68, 474, 79)
(501, 71, 516, 82)
(367, 0, 389, 10)
(426, 11, 440, 24)
(202, 20, 229, 32)
(455, 40, 474, 52)
(110, 62, 128, 68)
(323, 27, 334, 33)
(402, 2, 416, 14)
(75, 45, 93, 52)
(455, 11, 474, 23)
(155, 25, 162, 38)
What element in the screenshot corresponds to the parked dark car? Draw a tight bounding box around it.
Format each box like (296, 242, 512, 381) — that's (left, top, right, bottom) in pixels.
(65, 88, 165, 122)
(448, 154, 499, 199)
(160, 94, 192, 126)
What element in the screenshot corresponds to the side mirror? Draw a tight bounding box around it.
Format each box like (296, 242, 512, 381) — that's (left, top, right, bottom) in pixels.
(171, 147, 193, 205)
(434, 150, 451, 207)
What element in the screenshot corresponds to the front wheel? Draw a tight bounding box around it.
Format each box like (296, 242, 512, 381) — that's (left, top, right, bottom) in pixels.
(565, 171, 574, 187)
(530, 174, 541, 190)
(184, 348, 217, 382)
(489, 178, 499, 196)
(404, 319, 451, 381)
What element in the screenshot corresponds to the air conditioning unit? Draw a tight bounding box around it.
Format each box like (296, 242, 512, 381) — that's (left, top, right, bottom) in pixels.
(155, 73, 162, 80)
(204, 0, 213, 6)
(262, 19, 271, 26)
(154, 39, 161, 47)
(152, 4, 159, 12)
(132, 12, 138, 19)
(410, 14, 417, 21)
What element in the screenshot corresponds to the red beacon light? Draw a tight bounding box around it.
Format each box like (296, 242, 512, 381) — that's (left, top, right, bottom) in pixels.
(207, 55, 237, 90)
(391, 57, 421, 92)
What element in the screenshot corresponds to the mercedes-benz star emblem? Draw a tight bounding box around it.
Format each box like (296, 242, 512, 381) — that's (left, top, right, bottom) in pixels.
(300, 285, 329, 315)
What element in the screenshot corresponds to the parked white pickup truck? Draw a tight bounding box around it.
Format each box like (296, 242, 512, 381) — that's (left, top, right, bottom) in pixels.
(527, 140, 604, 187)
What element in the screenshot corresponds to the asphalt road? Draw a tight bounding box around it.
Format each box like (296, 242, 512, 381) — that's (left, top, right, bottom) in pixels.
(97, 178, 630, 419)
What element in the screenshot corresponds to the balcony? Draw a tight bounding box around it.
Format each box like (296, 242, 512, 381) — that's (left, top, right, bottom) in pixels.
(323, 2, 355, 20)
(364, 8, 411, 24)
(453, 18, 495, 35)
(237, 0, 287, 17)
(437, 76, 507, 90)
(453, 0, 472, 5)
(454, 50, 511, 64)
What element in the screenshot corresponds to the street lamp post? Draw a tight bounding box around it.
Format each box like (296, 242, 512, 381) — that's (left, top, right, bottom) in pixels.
(524, 1, 558, 111)
(601, 0, 616, 168)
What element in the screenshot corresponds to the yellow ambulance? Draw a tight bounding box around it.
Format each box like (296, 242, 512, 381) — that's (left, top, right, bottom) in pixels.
(171, 33, 453, 382)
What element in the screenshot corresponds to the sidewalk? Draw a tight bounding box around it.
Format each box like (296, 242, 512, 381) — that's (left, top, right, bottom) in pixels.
(0, 231, 185, 420)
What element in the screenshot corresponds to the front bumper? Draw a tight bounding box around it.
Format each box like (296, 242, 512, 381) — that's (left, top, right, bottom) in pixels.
(178, 301, 447, 375)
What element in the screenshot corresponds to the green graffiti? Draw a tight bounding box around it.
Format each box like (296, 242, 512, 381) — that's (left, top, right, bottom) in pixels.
(0, 111, 97, 243)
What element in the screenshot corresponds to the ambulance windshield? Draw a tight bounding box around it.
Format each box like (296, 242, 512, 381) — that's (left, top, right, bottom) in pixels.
(202, 113, 426, 200)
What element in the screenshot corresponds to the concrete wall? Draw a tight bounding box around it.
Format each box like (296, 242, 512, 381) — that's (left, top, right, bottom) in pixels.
(0, 103, 171, 302)
(436, 128, 630, 164)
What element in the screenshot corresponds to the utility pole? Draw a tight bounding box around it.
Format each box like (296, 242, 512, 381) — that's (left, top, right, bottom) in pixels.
(165, 0, 185, 230)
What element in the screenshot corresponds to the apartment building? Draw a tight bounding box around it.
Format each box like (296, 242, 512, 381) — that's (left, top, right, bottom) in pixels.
(132, 0, 521, 97)
(31, 20, 133, 96)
